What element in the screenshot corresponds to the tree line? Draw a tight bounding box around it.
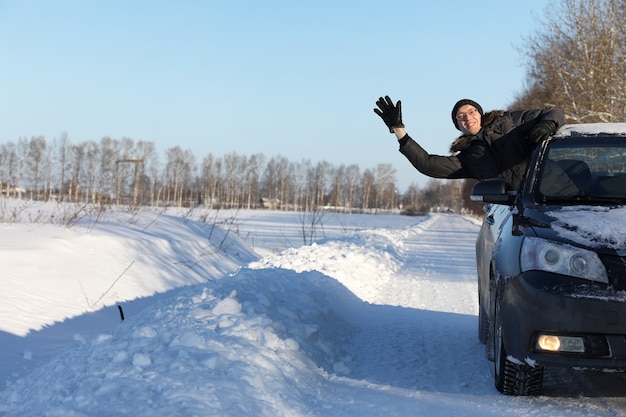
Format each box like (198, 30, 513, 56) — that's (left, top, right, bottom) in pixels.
(512, 0, 626, 123)
(0, 133, 470, 213)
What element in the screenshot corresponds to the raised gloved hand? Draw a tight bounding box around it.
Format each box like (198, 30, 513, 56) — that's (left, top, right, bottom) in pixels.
(528, 120, 558, 144)
(374, 96, 404, 133)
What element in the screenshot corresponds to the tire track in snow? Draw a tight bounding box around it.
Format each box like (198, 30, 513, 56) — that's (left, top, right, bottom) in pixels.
(375, 214, 480, 314)
(344, 214, 492, 395)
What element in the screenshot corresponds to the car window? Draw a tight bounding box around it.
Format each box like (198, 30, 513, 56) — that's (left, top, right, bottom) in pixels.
(535, 137, 626, 203)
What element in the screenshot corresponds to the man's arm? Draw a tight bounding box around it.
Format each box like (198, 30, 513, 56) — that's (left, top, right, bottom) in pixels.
(397, 133, 467, 179)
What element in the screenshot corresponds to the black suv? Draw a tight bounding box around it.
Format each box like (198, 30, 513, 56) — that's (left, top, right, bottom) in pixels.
(471, 123, 626, 395)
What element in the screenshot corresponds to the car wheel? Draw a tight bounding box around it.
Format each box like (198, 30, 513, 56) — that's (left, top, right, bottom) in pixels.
(494, 298, 544, 395)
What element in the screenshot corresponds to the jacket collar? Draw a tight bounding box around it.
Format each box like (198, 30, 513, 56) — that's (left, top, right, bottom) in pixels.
(449, 110, 505, 152)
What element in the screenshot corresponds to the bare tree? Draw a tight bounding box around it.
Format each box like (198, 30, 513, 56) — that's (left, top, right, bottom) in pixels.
(223, 152, 244, 208)
(312, 161, 332, 209)
(374, 163, 397, 210)
(244, 153, 264, 209)
(57, 133, 71, 201)
(361, 168, 375, 210)
(462, 178, 484, 217)
(42, 138, 55, 200)
(165, 146, 193, 206)
(16, 138, 28, 199)
(135, 140, 157, 205)
(116, 137, 138, 205)
(292, 159, 312, 211)
(262, 156, 292, 209)
(200, 153, 221, 208)
(344, 164, 361, 213)
(26, 136, 46, 199)
(70, 142, 87, 202)
(0, 142, 19, 198)
(180, 149, 196, 206)
(98, 137, 118, 204)
(402, 182, 423, 214)
(275, 156, 292, 209)
(515, 0, 626, 122)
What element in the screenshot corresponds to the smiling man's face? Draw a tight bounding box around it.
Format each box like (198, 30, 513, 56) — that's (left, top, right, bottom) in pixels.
(455, 104, 482, 135)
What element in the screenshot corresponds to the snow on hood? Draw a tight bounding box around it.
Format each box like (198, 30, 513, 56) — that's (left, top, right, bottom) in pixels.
(547, 206, 626, 250)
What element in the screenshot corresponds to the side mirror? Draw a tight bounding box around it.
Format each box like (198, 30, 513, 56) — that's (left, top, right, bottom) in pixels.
(470, 178, 516, 205)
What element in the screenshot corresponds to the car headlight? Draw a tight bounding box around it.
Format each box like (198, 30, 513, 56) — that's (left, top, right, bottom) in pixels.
(521, 237, 608, 283)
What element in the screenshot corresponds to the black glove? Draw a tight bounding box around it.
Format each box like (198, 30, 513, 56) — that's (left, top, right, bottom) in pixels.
(527, 120, 558, 144)
(374, 96, 404, 133)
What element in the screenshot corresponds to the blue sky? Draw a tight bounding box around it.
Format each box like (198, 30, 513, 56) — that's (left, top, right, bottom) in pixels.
(0, 0, 549, 191)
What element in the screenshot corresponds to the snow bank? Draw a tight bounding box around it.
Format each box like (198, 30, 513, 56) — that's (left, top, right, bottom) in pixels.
(1, 268, 363, 416)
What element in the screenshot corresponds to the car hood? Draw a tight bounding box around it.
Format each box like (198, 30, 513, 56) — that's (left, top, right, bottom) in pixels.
(522, 204, 626, 254)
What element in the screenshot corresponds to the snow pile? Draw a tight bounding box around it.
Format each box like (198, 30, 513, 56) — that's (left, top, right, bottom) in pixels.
(1, 269, 361, 416)
(0, 211, 255, 337)
(249, 228, 405, 304)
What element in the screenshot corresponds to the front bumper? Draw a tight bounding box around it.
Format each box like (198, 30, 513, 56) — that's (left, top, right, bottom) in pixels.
(500, 270, 626, 369)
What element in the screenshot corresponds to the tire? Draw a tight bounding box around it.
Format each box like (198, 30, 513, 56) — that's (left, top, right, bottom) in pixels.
(494, 298, 544, 395)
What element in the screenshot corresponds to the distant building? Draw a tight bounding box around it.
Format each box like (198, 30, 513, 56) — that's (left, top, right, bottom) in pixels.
(2, 185, 26, 198)
(259, 198, 280, 209)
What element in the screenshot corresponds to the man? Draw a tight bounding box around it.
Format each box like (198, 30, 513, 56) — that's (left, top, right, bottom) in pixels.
(374, 96, 565, 189)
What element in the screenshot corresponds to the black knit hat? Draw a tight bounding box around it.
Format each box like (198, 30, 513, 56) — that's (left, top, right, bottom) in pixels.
(451, 99, 483, 130)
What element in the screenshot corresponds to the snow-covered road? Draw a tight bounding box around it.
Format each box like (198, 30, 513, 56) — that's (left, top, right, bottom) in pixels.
(1, 208, 626, 416)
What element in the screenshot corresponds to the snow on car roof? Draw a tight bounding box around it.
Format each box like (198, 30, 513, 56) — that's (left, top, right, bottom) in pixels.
(555, 123, 626, 137)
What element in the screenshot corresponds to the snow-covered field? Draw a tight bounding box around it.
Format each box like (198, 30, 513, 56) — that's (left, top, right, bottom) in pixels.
(1, 203, 625, 416)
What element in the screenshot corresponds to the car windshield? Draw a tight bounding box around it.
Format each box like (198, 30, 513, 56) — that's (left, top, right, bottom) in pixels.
(534, 136, 626, 204)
